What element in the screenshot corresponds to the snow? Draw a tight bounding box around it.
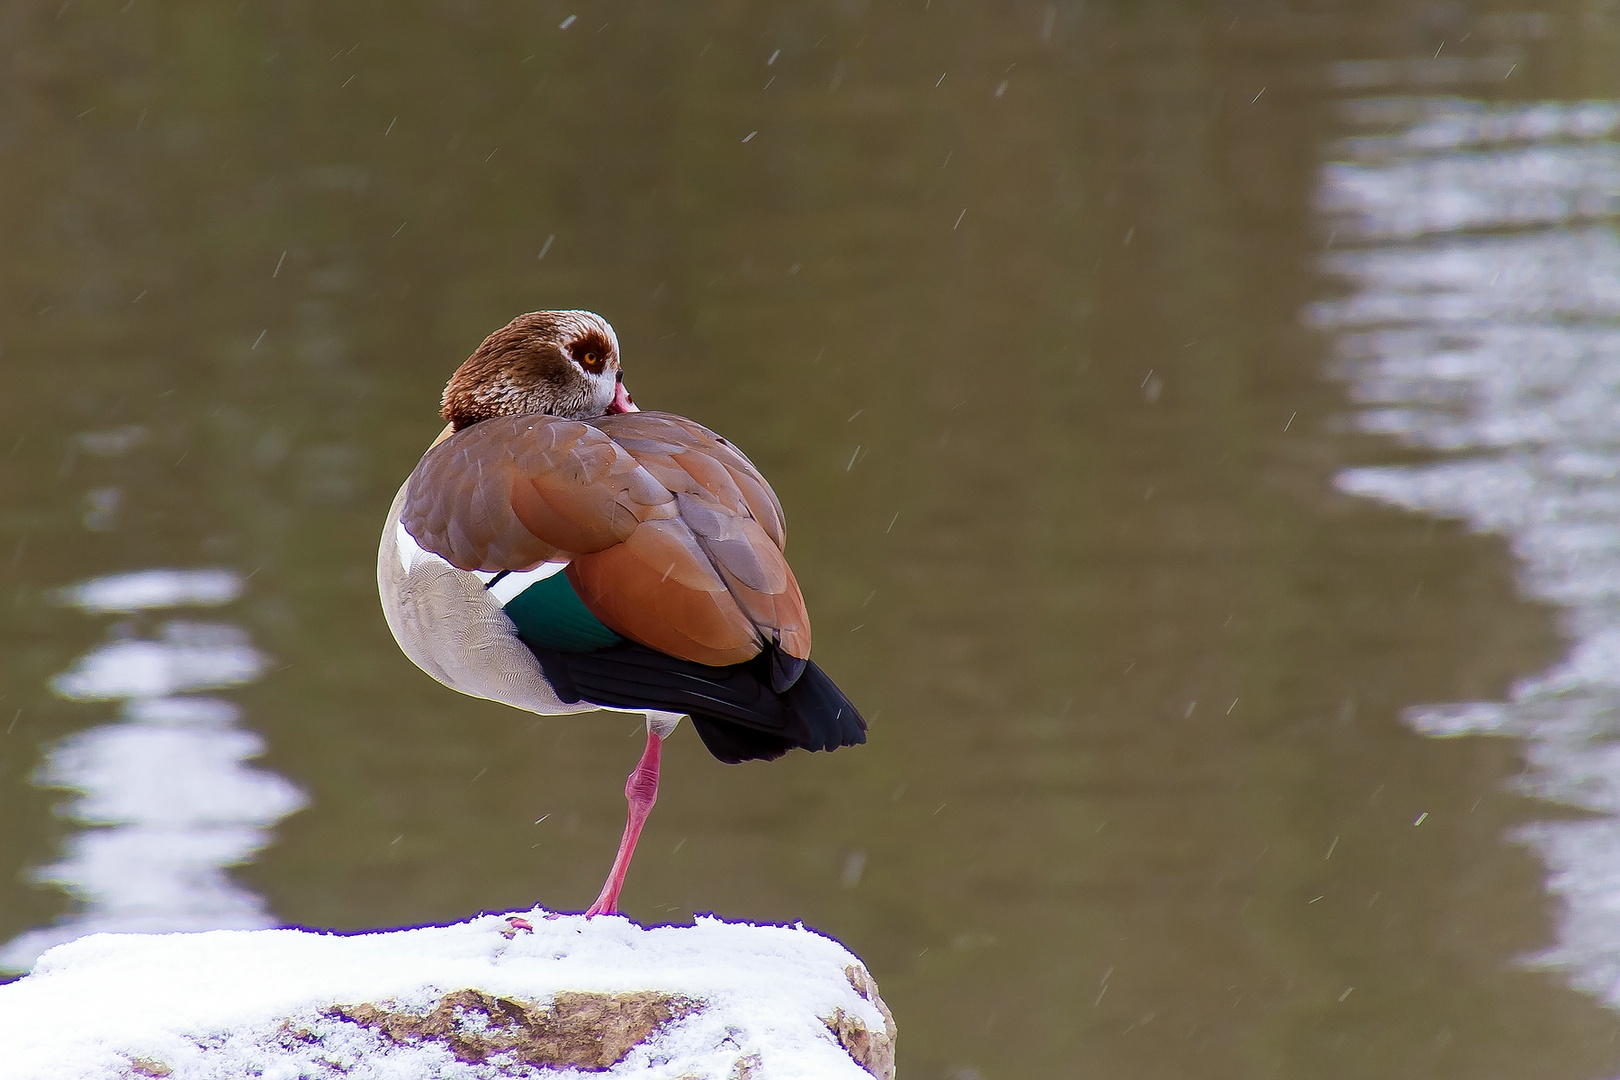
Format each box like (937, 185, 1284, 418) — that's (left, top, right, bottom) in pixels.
(0, 912, 895, 1080)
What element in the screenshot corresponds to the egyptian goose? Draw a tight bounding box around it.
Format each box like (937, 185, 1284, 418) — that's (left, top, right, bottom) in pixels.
(378, 311, 866, 916)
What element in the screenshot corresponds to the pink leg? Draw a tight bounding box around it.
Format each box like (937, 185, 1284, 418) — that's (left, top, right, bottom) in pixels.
(585, 729, 663, 917)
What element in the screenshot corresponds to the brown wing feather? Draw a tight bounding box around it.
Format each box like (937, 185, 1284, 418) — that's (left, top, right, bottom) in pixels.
(403, 416, 631, 570)
(566, 522, 761, 665)
(401, 410, 811, 664)
(599, 414, 787, 549)
(587, 413, 808, 660)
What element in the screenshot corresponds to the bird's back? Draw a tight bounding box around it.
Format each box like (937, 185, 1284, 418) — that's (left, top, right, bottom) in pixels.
(380, 411, 864, 762)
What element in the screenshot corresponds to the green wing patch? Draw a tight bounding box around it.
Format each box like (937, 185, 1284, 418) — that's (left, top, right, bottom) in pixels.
(504, 572, 623, 652)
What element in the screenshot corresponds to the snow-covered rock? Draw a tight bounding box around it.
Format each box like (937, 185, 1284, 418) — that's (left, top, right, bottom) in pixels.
(0, 910, 896, 1080)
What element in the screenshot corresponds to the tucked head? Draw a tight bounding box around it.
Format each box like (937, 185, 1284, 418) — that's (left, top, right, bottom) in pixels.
(441, 310, 637, 430)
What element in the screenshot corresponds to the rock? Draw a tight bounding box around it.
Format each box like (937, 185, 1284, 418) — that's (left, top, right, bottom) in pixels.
(826, 965, 898, 1080)
(326, 988, 697, 1070)
(0, 911, 895, 1079)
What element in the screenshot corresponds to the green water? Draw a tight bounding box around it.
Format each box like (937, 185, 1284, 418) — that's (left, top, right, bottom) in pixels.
(5, 2, 1620, 1077)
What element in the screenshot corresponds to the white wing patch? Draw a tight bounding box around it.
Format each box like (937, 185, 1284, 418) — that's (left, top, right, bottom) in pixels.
(395, 521, 427, 574)
(395, 521, 566, 602)
(395, 521, 495, 580)
(489, 562, 568, 606)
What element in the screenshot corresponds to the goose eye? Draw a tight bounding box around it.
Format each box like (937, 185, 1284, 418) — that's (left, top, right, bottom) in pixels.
(569, 334, 611, 373)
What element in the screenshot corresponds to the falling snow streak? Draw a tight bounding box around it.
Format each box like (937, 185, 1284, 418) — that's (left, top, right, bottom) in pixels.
(1312, 96, 1620, 1005)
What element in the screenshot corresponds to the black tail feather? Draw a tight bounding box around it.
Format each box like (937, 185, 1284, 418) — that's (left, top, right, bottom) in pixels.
(785, 659, 867, 752)
(529, 641, 866, 764)
(689, 718, 797, 763)
(769, 649, 807, 693)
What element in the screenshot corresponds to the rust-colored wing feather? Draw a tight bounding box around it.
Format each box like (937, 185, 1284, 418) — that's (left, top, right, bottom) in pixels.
(400, 411, 810, 667)
(403, 415, 640, 570)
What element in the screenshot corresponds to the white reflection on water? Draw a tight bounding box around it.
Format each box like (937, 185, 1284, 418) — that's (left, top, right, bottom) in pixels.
(57, 567, 244, 614)
(0, 571, 305, 973)
(1312, 97, 1620, 1001)
(52, 622, 268, 701)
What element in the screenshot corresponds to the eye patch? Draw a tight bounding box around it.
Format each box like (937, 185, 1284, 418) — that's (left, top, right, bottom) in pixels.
(568, 330, 614, 373)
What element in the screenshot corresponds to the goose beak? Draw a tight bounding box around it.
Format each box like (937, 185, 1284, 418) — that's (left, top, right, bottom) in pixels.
(607, 376, 638, 414)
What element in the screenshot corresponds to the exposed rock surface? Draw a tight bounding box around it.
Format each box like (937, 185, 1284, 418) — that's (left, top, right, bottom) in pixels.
(828, 965, 897, 1080)
(326, 988, 697, 1070)
(0, 911, 895, 1079)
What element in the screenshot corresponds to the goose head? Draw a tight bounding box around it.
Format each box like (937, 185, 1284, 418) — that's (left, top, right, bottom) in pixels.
(440, 310, 637, 430)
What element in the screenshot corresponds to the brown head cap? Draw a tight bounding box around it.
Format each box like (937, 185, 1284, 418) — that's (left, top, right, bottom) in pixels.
(441, 311, 623, 430)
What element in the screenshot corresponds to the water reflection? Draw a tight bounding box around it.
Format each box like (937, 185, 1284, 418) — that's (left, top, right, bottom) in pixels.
(1315, 97, 1620, 1005)
(0, 571, 305, 972)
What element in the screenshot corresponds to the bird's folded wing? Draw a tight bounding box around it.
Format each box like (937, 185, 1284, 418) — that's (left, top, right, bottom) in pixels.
(400, 412, 810, 667)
